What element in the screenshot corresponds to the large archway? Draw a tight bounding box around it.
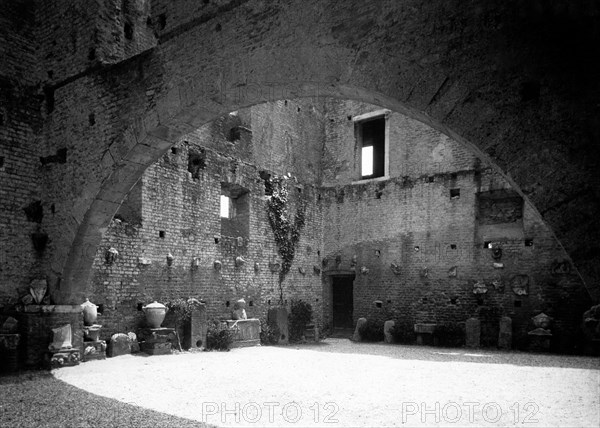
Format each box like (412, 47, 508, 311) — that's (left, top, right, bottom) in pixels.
(38, 0, 599, 303)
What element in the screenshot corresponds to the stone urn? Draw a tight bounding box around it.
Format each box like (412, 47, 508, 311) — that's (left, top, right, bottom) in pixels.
(81, 298, 98, 326)
(143, 301, 167, 328)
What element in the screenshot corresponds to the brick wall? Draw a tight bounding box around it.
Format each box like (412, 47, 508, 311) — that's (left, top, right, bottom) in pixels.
(321, 100, 590, 351)
(89, 100, 326, 339)
(0, 0, 46, 306)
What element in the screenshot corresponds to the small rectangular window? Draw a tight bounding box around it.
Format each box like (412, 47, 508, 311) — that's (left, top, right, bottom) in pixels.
(450, 188, 460, 199)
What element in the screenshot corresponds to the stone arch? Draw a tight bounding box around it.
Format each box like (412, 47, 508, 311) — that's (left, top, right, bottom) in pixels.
(49, 1, 599, 303)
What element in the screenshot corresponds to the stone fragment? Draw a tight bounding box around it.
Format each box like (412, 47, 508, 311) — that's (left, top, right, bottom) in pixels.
(128, 332, 140, 353)
(49, 324, 72, 351)
(108, 333, 131, 357)
(465, 317, 480, 348)
(352, 317, 367, 342)
(498, 316, 512, 350)
(511, 274, 529, 295)
(29, 279, 47, 304)
(384, 320, 395, 344)
(1, 316, 18, 333)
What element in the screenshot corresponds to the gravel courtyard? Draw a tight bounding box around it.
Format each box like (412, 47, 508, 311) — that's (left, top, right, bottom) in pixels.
(2, 339, 599, 427)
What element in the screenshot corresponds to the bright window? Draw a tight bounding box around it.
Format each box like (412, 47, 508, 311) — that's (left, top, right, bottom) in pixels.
(361, 146, 373, 177)
(220, 195, 230, 218)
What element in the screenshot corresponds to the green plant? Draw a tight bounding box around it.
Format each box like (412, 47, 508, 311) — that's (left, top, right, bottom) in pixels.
(205, 321, 233, 351)
(164, 298, 203, 324)
(288, 299, 313, 342)
(259, 318, 280, 345)
(390, 320, 416, 344)
(359, 319, 384, 342)
(266, 175, 306, 301)
(435, 322, 464, 347)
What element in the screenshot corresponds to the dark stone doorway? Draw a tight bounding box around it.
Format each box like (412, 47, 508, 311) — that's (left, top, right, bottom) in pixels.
(332, 275, 354, 329)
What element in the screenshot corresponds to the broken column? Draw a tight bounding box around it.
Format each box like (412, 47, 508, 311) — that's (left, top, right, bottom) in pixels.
(498, 316, 512, 350)
(384, 320, 395, 344)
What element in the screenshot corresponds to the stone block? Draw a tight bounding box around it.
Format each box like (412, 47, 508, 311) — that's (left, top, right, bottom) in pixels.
(141, 341, 172, 355)
(268, 307, 289, 344)
(107, 333, 131, 357)
(189, 304, 207, 350)
(227, 319, 261, 348)
(498, 316, 512, 350)
(384, 320, 395, 344)
(465, 318, 481, 348)
(414, 323, 437, 346)
(352, 317, 367, 342)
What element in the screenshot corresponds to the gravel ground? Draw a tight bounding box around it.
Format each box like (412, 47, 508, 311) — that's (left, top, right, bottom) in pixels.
(2, 339, 599, 427)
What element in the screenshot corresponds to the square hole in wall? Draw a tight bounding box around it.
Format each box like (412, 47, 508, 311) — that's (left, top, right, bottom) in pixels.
(483, 241, 492, 249)
(159, 231, 165, 238)
(450, 244, 457, 250)
(188, 150, 206, 180)
(525, 239, 533, 247)
(171, 147, 178, 155)
(450, 188, 460, 199)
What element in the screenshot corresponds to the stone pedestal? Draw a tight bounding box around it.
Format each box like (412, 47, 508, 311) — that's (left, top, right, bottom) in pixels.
(384, 320, 395, 344)
(353, 318, 367, 342)
(498, 317, 512, 350)
(0, 334, 20, 373)
(303, 324, 319, 342)
(528, 328, 552, 352)
(44, 348, 80, 369)
(83, 325, 102, 342)
(138, 328, 176, 355)
(414, 323, 437, 346)
(17, 305, 83, 368)
(267, 307, 289, 344)
(188, 304, 207, 350)
(227, 319, 260, 348)
(465, 318, 481, 348)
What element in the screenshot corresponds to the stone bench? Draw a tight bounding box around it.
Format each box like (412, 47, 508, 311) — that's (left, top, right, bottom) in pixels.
(414, 323, 438, 346)
(227, 319, 260, 347)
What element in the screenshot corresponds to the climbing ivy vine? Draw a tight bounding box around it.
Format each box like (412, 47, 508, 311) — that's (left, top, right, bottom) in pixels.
(266, 175, 306, 302)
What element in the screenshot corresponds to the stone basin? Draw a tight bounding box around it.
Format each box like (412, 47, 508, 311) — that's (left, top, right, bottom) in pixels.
(226, 319, 260, 348)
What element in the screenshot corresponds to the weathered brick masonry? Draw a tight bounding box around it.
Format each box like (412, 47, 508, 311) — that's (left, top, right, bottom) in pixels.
(1, 1, 599, 356)
(88, 98, 590, 352)
(319, 100, 589, 350)
(90, 99, 326, 338)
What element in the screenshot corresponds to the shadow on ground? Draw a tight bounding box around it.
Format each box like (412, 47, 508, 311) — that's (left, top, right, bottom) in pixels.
(0, 371, 209, 428)
(282, 338, 600, 370)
